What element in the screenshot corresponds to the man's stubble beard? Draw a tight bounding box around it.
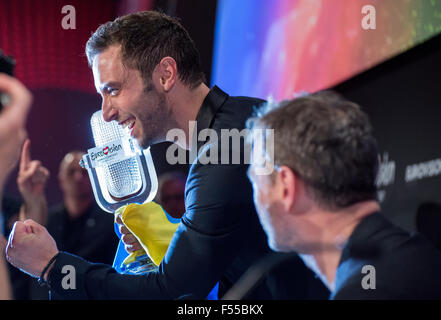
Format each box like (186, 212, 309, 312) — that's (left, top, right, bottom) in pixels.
(264, 200, 301, 253)
(138, 85, 175, 149)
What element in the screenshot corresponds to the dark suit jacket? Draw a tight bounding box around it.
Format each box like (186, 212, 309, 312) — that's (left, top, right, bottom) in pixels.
(46, 86, 329, 300)
(332, 212, 441, 299)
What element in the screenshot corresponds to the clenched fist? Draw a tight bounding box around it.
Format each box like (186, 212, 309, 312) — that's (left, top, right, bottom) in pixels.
(6, 219, 58, 278)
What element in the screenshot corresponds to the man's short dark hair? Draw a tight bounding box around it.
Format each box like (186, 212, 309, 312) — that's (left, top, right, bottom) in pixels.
(86, 11, 206, 89)
(249, 91, 379, 210)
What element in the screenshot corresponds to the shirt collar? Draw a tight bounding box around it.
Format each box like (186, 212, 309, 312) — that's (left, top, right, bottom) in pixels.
(339, 212, 385, 264)
(194, 85, 228, 137)
(332, 212, 385, 297)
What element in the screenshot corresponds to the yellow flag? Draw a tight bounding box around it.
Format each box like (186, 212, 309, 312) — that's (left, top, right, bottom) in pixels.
(115, 202, 179, 266)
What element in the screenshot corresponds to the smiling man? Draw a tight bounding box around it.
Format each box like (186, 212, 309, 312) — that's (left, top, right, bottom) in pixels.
(5, 11, 326, 300)
(91, 45, 177, 148)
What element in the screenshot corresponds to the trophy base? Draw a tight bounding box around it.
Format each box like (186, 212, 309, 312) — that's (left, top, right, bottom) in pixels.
(119, 253, 158, 275)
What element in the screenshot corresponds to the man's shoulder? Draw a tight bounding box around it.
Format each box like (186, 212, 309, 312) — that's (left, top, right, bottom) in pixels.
(189, 92, 263, 171)
(223, 94, 266, 116)
(333, 254, 441, 299)
(352, 213, 441, 261)
(333, 216, 441, 299)
(212, 93, 265, 129)
(227, 94, 266, 106)
(183, 90, 262, 212)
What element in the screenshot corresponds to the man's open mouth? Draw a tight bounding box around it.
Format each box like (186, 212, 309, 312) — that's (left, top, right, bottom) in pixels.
(119, 118, 136, 130)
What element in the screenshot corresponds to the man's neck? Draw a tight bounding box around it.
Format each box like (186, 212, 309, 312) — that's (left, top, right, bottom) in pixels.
(64, 195, 94, 220)
(166, 82, 210, 150)
(300, 200, 380, 291)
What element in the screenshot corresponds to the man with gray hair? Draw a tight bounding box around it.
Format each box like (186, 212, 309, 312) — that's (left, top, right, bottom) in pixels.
(247, 91, 441, 299)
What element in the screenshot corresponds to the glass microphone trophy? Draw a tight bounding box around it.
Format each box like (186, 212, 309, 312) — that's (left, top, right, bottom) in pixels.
(80, 110, 159, 275)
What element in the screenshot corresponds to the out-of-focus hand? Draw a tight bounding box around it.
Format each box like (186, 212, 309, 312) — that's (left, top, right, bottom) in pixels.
(17, 139, 50, 200)
(5, 219, 58, 278)
(0, 73, 32, 187)
(0, 234, 12, 300)
(0, 234, 7, 253)
(115, 214, 143, 253)
(17, 139, 49, 225)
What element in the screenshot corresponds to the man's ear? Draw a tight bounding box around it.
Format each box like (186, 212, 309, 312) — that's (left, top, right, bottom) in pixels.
(156, 57, 177, 92)
(278, 166, 296, 212)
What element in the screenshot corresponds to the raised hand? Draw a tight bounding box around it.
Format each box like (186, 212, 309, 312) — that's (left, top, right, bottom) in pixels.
(17, 140, 50, 199)
(16, 139, 49, 225)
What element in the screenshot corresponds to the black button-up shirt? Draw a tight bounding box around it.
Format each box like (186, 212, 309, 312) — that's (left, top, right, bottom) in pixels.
(47, 86, 325, 299)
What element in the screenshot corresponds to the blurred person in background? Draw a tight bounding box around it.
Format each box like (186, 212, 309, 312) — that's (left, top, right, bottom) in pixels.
(155, 171, 187, 219)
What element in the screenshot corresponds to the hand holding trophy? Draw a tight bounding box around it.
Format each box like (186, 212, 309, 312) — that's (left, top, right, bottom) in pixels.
(80, 110, 177, 275)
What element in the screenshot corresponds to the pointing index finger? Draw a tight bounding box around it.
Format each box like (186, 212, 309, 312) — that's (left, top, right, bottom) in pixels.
(19, 139, 31, 171)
